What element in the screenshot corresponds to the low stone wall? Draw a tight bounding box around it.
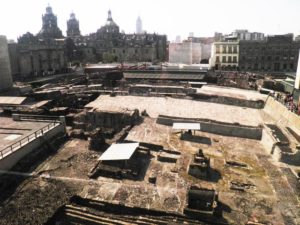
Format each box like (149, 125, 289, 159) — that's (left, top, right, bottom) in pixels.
(157, 115, 262, 140)
(189, 93, 265, 109)
(85, 109, 140, 131)
(260, 124, 300, 165)
(0, 123, 65, 171)
(279, 149, 300, 165)
(129, 85, 196, 95)
(261, 127, 279, 154)
(263, 97, 300, 132)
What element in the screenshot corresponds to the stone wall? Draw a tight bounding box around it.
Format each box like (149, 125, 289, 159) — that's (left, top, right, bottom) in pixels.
(0, 123, 65, 170)
(86, 109, 140, 131)
(190, 93, 264, 109)
(157, 115, 262, 140)
(129, 85, 196, 95)
(263, 97, 300, 132)
(0, 36, 13, 90)
(260, 124, 300, 165)
(261, 128, 278, 154)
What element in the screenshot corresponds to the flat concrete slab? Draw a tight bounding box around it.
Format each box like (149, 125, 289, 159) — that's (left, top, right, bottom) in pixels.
(197, 85, 267, 101)
(85, 95, 263, 126)
(0, 117, 53, 150)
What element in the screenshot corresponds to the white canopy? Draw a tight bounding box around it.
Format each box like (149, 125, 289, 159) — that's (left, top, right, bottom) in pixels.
(172, 122, 201, 130)
(99, 143, 139, 161)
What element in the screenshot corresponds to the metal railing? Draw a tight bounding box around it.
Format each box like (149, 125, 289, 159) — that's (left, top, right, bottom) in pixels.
(0, 121, 60, 160)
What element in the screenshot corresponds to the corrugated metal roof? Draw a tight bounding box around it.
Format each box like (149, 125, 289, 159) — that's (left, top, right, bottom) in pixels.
(124, 73, 205, 81)
(173, 123, 201, 130)
(0, 97, 27, 105)
(99, 143, 139, 161)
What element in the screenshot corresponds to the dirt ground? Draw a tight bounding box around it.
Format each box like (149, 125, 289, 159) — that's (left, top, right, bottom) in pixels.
(0, 117, 299, 224)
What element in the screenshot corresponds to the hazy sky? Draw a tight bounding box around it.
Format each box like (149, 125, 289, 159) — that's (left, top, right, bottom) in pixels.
(1, 0, 300, 41)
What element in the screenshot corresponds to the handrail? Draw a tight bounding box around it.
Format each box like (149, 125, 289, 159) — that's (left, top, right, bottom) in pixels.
(0, 121, 61, 160)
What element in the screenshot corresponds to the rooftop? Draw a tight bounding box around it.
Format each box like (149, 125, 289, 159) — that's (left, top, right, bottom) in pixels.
(99, 143, 139, 161)
(124, 73, 206, 81)
(0, 97, 27, 105)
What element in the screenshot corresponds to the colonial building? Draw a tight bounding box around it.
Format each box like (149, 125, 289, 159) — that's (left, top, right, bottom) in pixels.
(8, 6, 168, 78)
(239, 34, 300, 72)
(86, 10, 167, 63)
(210, 37, 239, 70)
(37, 5, 63, 39)
(9, 6, 67, 78)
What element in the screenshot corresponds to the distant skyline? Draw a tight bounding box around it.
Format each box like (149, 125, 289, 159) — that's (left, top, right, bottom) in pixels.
(1, 0, 300, 41)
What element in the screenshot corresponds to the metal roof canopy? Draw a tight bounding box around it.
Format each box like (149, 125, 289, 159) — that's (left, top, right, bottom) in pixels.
(99, 143, 139, 161)
(124, 73, 206, 81)
(0, 97, 27, 105)
(172, 122, 201, 130)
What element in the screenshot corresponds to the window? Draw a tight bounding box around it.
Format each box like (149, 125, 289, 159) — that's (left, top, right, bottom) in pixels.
(222, 56, 226, 63)
(228, 46, 232, 53)
(283, 64, 287, 70)
(216, 56, 220, 63)
(233, 46, 237, 53)
(233, 56, 237, 63)
(222, 46, 226, 53)
(228, 56, 232, 63)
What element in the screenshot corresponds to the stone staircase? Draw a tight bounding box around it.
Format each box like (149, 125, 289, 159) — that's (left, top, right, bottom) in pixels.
(46, 196, 210, 225)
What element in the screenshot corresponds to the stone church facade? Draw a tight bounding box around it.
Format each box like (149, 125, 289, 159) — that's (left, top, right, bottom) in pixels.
(8, 5, 168, 78)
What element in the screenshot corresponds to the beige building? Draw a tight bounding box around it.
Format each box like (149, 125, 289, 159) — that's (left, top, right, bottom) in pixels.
(210, 38, 239, 70)
(168, 41, 201, 64)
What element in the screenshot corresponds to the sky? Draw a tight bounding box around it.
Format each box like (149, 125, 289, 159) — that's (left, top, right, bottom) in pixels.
(1, 0, 300, 42)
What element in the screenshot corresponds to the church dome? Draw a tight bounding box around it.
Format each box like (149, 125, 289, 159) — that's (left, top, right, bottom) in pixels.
(105, 10, 118, 27)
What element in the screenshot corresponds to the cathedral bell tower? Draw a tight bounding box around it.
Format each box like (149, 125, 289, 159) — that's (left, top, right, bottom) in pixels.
(67, 12, 81, 37)
(37, 4, 63, 39)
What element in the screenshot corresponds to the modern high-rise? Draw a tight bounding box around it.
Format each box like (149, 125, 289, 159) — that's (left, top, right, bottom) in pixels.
(136, 16, 142, 34)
